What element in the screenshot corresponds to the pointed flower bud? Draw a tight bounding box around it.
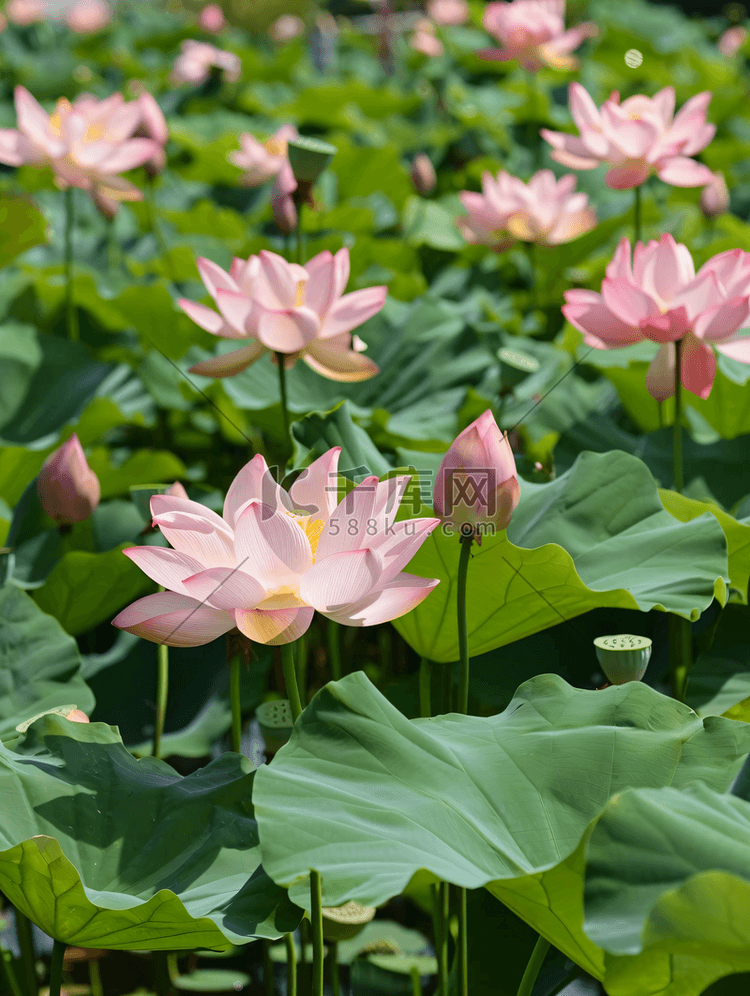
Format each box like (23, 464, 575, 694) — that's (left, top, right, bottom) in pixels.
(37, 434, 100, 526)
(700, 171, 729, 219)
(410, 153, 437, 196)
(434, 410, 520, 539)
(594, 634, 652, 685)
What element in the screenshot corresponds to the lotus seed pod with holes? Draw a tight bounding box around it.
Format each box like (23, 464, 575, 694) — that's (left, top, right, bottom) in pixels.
(322, 901, 377, 941)
(286, 136, 337, 183)
(256, 699, 295, 752)
(594, 634, 652, 685)
(129, 484, 172, 521)
(497, 347, 540, 389)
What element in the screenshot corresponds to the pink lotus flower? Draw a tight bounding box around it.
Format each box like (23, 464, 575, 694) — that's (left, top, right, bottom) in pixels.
(427, 0, 468, 26)
(410, 20, 444, 57)
(434, 410, 520, 539)
(170, 40, 241, 85)
(228, 123, 297, 187)
(271, 160, 298, 233)
(37, 434, 100, 525)
(541, 83, 716, 190)
(198, 3, 225, 32)
(112, 449, 440, 647)
(134, 91, 168, 176)
(179, 247, 385, 382)
(458, 168, 597, 249)
(410, 153, 437, 196)
(65, 0, 110, 32)
(701, 171, 729, 219)
(479, 0, 597, 71)
(269, 14, 305, 42)
(563, 234, 750, 401)
(719, 25, 747, 57)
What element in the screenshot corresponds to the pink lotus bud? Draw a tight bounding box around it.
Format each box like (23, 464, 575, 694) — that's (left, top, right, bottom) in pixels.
(198, 3, 225, 32)
(700, 171, 729, 218)
(37, 434, 101, 526)
(410, 21, 444, 57)
(271, 161, 298, 233)
(410, 153, 436, 196)
(269, 14, 305, 42)
(719, 25, 747, 57)
(168, 481, 189, 499)
(427, 0, 468, 26)
(65, 0, 111, 33)
(433, 410, 520, 539)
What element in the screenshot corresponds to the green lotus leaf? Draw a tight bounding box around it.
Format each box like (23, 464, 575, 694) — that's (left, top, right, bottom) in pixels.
(583, 783, 750, 996)
(687, 604, 750, 720)
(0, 584, 94, 741)
(0, 714, 301, 949)
(253, 671, 750, 983)
(393, 450, 728, 663)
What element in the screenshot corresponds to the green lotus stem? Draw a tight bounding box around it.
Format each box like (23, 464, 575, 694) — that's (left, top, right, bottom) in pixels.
(299, 920, 307, 971)
(229, 651, 242, 753)
(457, 533, 473, 715)
(48, 940, 65, 996)
(284, 933, 297, 996)
(14, 910, 37, 996)
(263, 940, 273, 996)
(410, 964, 422, 996)
(281, 641, 303, 722)
(106, 217, 119, 273)
(668, 615, 691, 703)
(634, 184, 642, 245)
(328, 618, 342, 681)
(0, 948, 22, 996)
(419, 657, 432, 718)
(295, 201, 305, 266)
(296, 631, 309, 707)
(525, 242, 537, 312)
(89, 958, 103, 996)
(328, 941, 340, 996)
(430, 884, 445, 996)
(276, 351, 291, 452)
(146, 175, 179, 286)
(439, 881, 450, 996)
(310, 871, 324, 996)
(442, 662, 452, 714)
(64, 187, 79, 343)
(153, 639, 169, 760)
(673, 336, 684, 493)
(378, 624, 392, 684)
(458, 886, 468, 996)
(516, 935, 551, 996)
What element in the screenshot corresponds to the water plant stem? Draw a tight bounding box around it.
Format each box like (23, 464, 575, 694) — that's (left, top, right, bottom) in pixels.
(439, 881, 450, 996)
(410, 965, 422, 996)
(229, 651, 242, 753)
(15, 909, 38, 996)
(281, 641, 303, 721)
(516, 935, 551, 996)
(419, 657, 432, 718)
(310, 871, 324, 996)
(457, 533, 473, 715)
(276, 352, 291, 453)
(0, 948, 22, 996)
(328, 942, 340, 996)
(295, 202, 305, 265)
(64, 187, 79, 343)
(328, 618, 342, 681)
(263, 941, 273, 996)
(525, 242, 537, 312)
(146, 175, 179, 285)
(153, 640, 169, 759)
(673, 337, 684, 493)
(48, 940, 65, 996)
(634, 184, 642, 244)
(89, 958, 103, 996)
(458, 884, 468, 996)
(669, 614, 691, 703)
(430, 884, 445, 996)
(284, 933, 297, 996)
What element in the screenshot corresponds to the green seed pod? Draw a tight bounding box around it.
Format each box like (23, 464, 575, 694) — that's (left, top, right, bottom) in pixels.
(256, 699, 294, 752)
(497, 347, 540, 389)
(594, 634, 652, 685)
(322, 901, 377, 941)
(286, 136, 337, 183)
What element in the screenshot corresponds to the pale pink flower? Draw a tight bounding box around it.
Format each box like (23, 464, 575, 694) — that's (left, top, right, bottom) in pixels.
(458, 168, 597, 249)
(271, 160, 298, 233)
(37, 434, 100, 525)
(65, 0, 111, 32)
(541, 83, 716, 190)
(563, 234, 750, 401)
(0, 87, 160, 210)
(479, 0, 597, 71)
(427, 0, 468, 26)
(6, 0, 45, 25)
(179, 248, 385, 382)
(701, 171, 729, 218)
(719, 25, 747, 57)
(112, 449, 440, 647)
(410, 153, 437, 196)
(269, 14, 305, 43)
(228, 123, 297, 187)
(66, 709, 90, 723)
(170, 40, 241, 85)
(410, 20, 444, 57)
(168, 481, 189, 499)
(198, 2, 225, 32)
(434, 410, 520, 539)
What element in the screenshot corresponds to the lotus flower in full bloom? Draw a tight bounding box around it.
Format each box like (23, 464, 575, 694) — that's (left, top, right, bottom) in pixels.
(229, 124, 298, 232)
(37, 434, 101, 525)
(563, 234, 750, 401)
(179, 247, 385, 382)
(170, 40, 241, 85)
(434, 410, 520, 541)
(0, 87, 161, 210)
(112, 449, 440, 646)
(478, 0, 598, 71)
(541, 83, 716, 190)
(458, 169, 597, 249)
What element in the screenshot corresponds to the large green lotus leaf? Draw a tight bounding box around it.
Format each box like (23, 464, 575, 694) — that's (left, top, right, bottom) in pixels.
(392, 450, 728, 663)
(659, 489, 750, 602)
(86, 449, 188, 500)
(687, 604, 750, 720)
(0, 584, 94, 741)
(0, 195, 48, 267)
(0, 323, 43, 430)
(253, 671, 750, 981)
(583, 783, 750, 996)
(0, 715, 302, 949)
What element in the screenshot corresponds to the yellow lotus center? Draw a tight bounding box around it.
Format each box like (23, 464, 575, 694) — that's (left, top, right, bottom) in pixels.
(85, 122, 106, 142)
(264, 137, 287, 157)
(49, 98, 71, 135)
(295, 280, 306, 307)
(628, 112, 642, 120)
(287, 510, 324, 560)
